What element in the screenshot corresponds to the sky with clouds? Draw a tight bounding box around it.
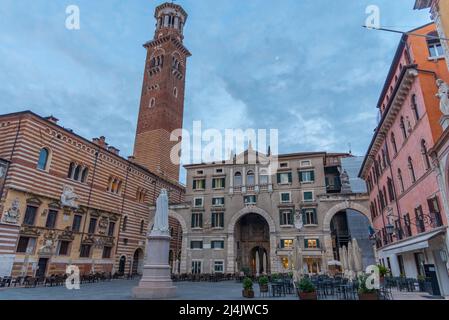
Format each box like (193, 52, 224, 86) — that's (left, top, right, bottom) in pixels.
(0, 0, 431, 182)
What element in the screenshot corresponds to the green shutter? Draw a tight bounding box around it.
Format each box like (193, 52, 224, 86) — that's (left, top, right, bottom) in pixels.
(193, 180, 196, 190)
(280, 240, 285, 248)
(200, 214, 203, 228)
(316, 239, 320, 248)
(203, 179, 206, 189)
(277, 173, 281, 184)
(212, 179, 216, 189)
(304, 239, 308, 248)
(211, 212, 215, 227)
(310, 170, 315, 182)
(299, 171, 303, 182)
(313, 209, 317, 224)
(222, 178, 226, 189)
(302, 209, 307, 224)
(288, 172, 292, 183)
(191, 214, 195, 228)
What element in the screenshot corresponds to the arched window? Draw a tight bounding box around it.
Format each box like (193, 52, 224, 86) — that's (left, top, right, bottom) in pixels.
(247, 170, 255, 186)
(111, 178, 118, 193)
(73, 165, 82, 181)
(381, 150, 387, 169)
(234, 172, 242, 187)
(37, 148, 49, 170)
(107, 177, 113, 192)
(391, 133, 398, 154)
(81, 167, 89, 183)
(68, 162, 75, 178)
(421, 140, 431, 170)
(140, 220, 145, 235)
(408, 157, 416, 183)
(116, 181, 122, 194)
(411, 94, 419, 121)
(122, 216, 128, 232)
(400, 116, 407, 139)
(398, 169, 404, 193)
(383, 186, 388, 205)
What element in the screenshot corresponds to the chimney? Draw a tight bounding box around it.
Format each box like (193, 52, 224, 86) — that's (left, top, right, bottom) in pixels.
(92, 136, 108, 149)
(45, 115, 59, 124)
(108, 146, 120, 156)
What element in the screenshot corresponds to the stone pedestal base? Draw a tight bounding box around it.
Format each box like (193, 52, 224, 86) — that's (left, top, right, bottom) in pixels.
(441, 115, 449, 131)
(132, 233, 177, 299)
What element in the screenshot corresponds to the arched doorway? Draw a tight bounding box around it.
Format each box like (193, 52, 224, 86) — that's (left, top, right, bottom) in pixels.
(131, 249, 144, 275)
(235, 213, 270, 275)
(330, 209, 375, 268)
(118, 256, 126, 275)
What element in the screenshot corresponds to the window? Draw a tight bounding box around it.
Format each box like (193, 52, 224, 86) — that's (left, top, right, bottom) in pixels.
(45, 210, 58, 229)
(191, 213, 203, 229)
(259, 173, 269, 185)
(73, 165, 81, 181)
(400, 116, 407, 139)
(140, 220, 145, 235)
(212, 177, 225, 189)
(415, 206, 425, 233)
(192, 261, 202, 274)
(398, 255, 406, 276)
(37, 148, 49, 170)
(23, 206, 38, 226)
(214, 261, 224, 273)
(304, 239, 320, 249)
(149, 97, 156, 108)
(88, 218, 97, 234)
(280, 192, 291, 203)
(57, 241, 70, 256)
(411, 94, 419, 121)
(68, 162, 75, 178)
(211, 240, 225, 249)
(397, 169, 404, 192)
(215, 168, 223, 174)
(234, 172, 242, 187)
(404, 213, 412, 237)
(136, 188, 147, 203)
(303, 209, 318, 225)
(408, 157, 416, 183)
(428, 197, 443, 227)
(211, 212, 224, 228)
(69, 164, 88, 183)
(280, 209, 294, 226)
(108, 221, 115, 237)
(280, 239, 294, 249)
(173, 87, 178, 98)
(427, 31, 444, 58)
(122, 216, 128, 231)
(107, 177, 123, 194)
(190, 241, 203, 249)
(299, 170, 315, 183)
(212, 197, 225, 206)
(193, 197, 204, 208)
(102, 246, 112, 259)
(16, 237, 36, 254)
(72, 215, 82, 232)
(244, 195, 256, 205)
(300, 160, 312, 167)
(391, 133, 398, 154)
(196, 170, 204, 175)
(193, 179, 206, 190)
(277, 172, 292, 184)
(245, 170, 255, 186)
(421, 140, 431, 171)
(303, 191, 314, 202)
(80, 244, 91, 258)
(81, 167, 89, 183)
(387, 178, 395, 202)
(279, 162, 289, 168)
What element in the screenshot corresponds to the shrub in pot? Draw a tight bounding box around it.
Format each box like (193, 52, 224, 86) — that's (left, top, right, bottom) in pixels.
(242, 277, 254, 298)
(377, 265, 389, 283)
(297, 277, 317, 300)
(258, 276, 269, 293)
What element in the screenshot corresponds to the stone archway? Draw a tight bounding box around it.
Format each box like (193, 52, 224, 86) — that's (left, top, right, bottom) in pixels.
(227, 206, 276, 274)
(132, 248, 144, 275)
(323, 202, 371, 232)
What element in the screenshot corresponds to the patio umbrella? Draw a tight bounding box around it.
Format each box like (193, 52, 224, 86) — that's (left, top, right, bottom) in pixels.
(347, 242, 354, 279)
(352, 238, 363, 274)
(263, 252, 267, 274)
(255, 252, 260, 276)
(341, 246, 348, 274)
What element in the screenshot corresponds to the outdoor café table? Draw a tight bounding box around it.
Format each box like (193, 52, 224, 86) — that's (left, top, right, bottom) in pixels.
(271, 282, 286, 297)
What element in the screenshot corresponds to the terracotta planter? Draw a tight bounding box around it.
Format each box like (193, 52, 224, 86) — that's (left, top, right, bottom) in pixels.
(299, 292, 318, 300)
(243, 289, 255, 298)
(358, 292, 379, 300)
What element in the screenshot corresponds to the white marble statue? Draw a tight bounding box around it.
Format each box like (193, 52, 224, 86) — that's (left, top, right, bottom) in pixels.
(152, 189, 169, 235)
(60, 185, 78, 208)
(2, 198, 21, 224)
(436, 79, 449, 116)
(294, 211, 303, 230)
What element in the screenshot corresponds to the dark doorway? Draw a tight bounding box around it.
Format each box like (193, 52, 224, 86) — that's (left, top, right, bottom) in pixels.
(36, 258, 48, 278)
(424, 264, 442, 296)
(132, 249, 143, 275)
(118, 256, 126, 274)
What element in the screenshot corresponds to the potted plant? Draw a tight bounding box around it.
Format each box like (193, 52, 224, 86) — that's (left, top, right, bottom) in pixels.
(258, 276, 269, 294)
(358, 274, 379, 300)
(377, 265, 389, 283)
(297, 277, 317, 300)
(242, 277, 254, 298)
(417, 275, 427, 292)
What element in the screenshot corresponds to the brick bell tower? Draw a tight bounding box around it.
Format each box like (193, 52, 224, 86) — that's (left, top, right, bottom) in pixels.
(133, 2, 191, 182)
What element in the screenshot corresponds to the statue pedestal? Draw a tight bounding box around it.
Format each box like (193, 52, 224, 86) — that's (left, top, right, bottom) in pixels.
(132, 233, 176, 299)
(440, 115, 449, 131)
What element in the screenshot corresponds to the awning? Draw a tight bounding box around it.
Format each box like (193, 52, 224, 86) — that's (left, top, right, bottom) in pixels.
(383, 228, 446, 255)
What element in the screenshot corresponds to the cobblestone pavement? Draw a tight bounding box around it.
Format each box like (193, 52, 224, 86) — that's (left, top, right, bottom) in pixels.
(0, 280, 446, 300)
